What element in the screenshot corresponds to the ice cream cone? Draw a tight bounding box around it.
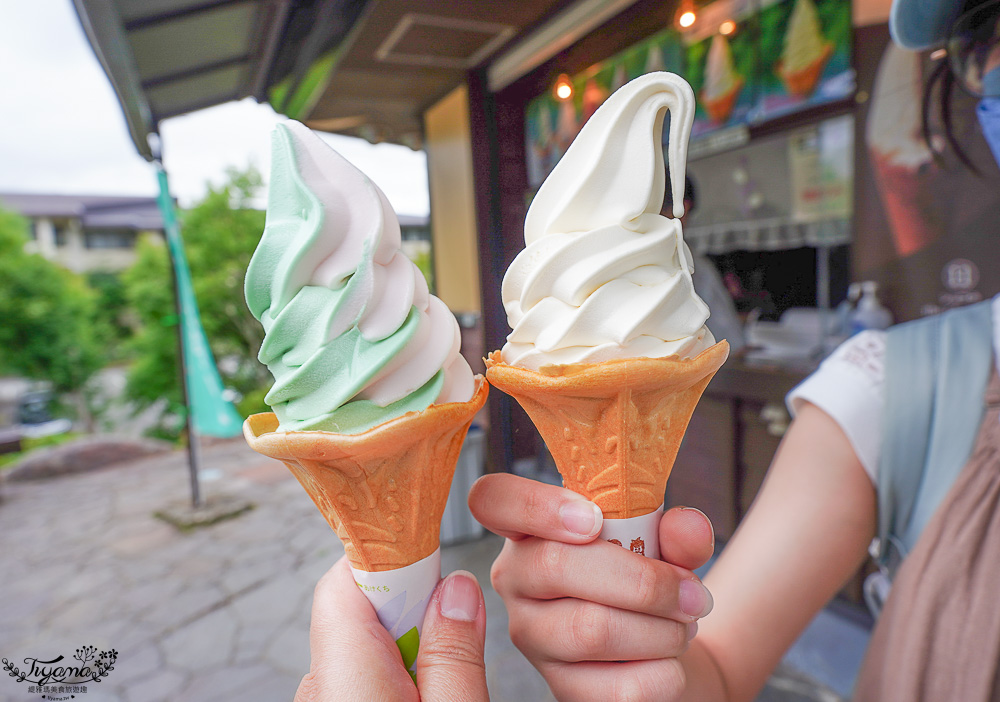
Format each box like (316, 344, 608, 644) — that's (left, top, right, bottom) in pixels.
(243, 377, 488, 572)
(777, 42, 833, 98)
(485, 342, 728, 519)
(869, 150, 944, 256)
(702, 77, 744, 124)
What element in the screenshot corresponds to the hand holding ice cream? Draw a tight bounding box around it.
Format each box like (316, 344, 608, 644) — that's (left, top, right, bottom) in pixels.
(243, 120, 486, 681)
(295, 559, 488, 702)
(488, 72, 728, 555)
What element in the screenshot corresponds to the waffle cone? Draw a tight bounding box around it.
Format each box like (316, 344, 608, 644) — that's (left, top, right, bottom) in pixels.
(486, 343, 728, 519)
(777, 43, 833, 98)
(243, 377, 488, 572)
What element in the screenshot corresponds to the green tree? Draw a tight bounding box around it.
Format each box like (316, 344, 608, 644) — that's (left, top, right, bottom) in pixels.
(0, 206, 107, 419)
(87, 271, 133, 353)
(123, 167, 268, 432)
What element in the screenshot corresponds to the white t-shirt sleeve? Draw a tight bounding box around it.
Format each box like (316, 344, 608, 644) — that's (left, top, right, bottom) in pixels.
(786, 331, 887, 483)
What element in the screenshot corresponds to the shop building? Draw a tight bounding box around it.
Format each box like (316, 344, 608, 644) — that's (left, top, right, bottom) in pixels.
(75, 0, 1000, 613)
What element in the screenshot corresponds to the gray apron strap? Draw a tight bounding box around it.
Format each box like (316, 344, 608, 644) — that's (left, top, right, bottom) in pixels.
(874, 299, 992, 576)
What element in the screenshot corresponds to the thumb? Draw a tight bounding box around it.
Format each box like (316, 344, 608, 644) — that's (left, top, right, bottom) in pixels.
(416, 570, 489, 701)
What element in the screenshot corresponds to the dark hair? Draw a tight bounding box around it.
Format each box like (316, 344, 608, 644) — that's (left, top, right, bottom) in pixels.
(664, 174, 698, 214)
(920, 0, 998, 175)
(922, 58, 981, 174)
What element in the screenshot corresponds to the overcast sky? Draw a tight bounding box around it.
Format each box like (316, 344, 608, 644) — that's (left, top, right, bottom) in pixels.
(0, 0, 429, 214)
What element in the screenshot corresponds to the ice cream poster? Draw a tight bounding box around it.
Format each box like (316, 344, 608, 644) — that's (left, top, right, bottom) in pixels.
(684, 21, 756, 137)
(853, 24, 1000, 322)
(753, 0, 853, 121)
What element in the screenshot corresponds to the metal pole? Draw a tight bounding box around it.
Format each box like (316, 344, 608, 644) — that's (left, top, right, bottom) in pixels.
(154, 159, 202, 508)
(817, 243, 832, 353)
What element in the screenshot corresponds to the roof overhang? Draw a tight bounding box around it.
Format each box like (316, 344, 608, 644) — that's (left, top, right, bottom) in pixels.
(72, 0, 366, 160)
(300, 0, 605, 146)
(74, 0, 642, 154)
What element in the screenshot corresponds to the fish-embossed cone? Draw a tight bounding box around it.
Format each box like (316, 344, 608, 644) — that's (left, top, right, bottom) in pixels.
(243, 377, 487, 572)
(486, 343, 728, 519)
(493, 74, 731, 551)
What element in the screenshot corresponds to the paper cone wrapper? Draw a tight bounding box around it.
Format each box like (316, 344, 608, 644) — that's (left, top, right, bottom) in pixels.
(350, 547, 441, 679)
(485, 343, 729, 526)
(777, 43, 833, 98)
(243, 377, 487, 572)
(599, 504, 664, 558)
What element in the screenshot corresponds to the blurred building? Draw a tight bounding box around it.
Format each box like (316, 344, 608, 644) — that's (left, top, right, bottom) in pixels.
(0, 192, 164, 273)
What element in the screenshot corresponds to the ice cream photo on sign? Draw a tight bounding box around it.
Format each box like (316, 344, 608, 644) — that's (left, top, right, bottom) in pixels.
(702, 33, 744, 123)
(241, 120, 487, 680)
(777, 0, 834, 97)
(486, 72, 729, 558)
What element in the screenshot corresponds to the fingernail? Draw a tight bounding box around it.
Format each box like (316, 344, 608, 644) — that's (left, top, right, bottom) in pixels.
(679, 579, 713, 618)
(440, 571, 480, 622)
(687, 621, 699, 640)
(560, 500, 603, 537)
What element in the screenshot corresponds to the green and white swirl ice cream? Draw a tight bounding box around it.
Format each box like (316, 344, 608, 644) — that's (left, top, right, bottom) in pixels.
(245, 121, 474, 433)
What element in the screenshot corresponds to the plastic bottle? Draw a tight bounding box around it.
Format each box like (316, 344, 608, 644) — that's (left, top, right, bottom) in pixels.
(850, 281, 893, 334)
(835, 282, 862, 337)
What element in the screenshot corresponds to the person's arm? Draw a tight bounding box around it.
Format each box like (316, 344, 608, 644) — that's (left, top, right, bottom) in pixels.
(681, 401, 876, 700)
(295, 558, 489, 702)
(470, 401, 875, 701)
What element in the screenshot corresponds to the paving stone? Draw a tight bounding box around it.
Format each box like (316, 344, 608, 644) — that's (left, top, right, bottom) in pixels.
(140, 584, 229, 631)
(486, 648, 556, 702)
(63, 687, 123, 702)
(112, 643, 162, 686)
(219, 563, 268, 597)
(231, 574, 303, 630)
(108, 521, 177, 558)
(0, 589, 52, 628)
(118, 575, 184, 615)
(264, 624, 310, 678)
(232, 623, 275, 664)
(230, 668, 301, 702)
(161, 607, 237, 673)
(50, 564, 119, 603)
(174, 663, 271, 702)
(122, 668, 186, 702)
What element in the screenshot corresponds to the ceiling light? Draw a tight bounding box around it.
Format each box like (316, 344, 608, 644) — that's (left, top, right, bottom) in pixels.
(554, 74, 574, 101)
(676, 0, 697, 29)
(719, 20, 736, 35)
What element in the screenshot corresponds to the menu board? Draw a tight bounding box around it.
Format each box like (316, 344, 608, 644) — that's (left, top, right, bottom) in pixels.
(751, 0, 854, 122)
(524, 0, 853, 186)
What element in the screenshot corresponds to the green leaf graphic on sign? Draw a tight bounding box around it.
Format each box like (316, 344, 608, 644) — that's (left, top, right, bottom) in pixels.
(396, 626, 420, 683)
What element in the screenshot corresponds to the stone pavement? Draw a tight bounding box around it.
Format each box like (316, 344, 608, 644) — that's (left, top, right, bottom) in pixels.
(0, 437, 552, 702)
(0, 438, 859, 702)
